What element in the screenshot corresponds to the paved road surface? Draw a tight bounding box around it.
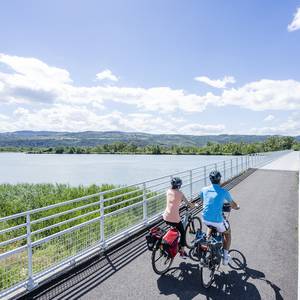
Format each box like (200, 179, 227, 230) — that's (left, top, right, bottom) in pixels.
(261, 151, 299, 171)
(23, 159, 299, 300)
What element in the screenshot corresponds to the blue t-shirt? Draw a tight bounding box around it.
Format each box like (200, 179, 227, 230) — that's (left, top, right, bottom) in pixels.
(200, 184, 233, 223)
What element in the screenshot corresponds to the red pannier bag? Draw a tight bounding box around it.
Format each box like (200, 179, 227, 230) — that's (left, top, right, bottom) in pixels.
(145, 226, 164, 250)
(161, 228, 179, 258)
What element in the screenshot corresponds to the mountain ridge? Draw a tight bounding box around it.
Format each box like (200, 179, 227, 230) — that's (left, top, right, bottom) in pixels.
(0, 131, 299, 148)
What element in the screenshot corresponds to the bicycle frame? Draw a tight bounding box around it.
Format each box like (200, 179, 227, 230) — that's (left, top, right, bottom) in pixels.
(198, 205, 232, 269)
(182, 208, 193, 229)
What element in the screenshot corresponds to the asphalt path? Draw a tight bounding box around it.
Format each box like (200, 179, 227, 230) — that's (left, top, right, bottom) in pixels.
(261, 151, 299, 172)
(22, 167, 298, 300)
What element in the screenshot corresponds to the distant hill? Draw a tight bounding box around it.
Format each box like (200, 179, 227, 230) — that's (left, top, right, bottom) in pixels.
(0, 131, 299, 148)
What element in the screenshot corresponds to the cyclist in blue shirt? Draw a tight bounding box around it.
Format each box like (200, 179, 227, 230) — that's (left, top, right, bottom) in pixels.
(200, 170, 240, 265)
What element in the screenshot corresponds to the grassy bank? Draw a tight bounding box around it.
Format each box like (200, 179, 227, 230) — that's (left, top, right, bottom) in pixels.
(0, 183, 163, 290)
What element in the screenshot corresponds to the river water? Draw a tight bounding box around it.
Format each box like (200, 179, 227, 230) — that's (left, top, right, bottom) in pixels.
(0, 153, 237, 186)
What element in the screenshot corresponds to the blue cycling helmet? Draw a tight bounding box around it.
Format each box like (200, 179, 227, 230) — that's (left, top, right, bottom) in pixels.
(171, 177, 182, 189)
(209, 170, 222, 184)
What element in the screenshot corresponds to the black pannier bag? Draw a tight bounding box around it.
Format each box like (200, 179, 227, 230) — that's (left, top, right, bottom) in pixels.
(145, 226, 165, 250)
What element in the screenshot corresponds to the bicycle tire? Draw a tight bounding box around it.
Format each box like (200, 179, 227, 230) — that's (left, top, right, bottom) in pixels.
(228, 249, 247, 270)
(185, 216, 202, 249)
(200, 266, 215, 288)
(200, 248, 216, 288)
(151, 241, 174, 275)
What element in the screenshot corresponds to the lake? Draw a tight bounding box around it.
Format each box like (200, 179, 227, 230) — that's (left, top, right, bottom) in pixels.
(0, 153, 237, 186)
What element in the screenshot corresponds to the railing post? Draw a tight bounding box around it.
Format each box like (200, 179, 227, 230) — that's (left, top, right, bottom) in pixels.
(26, 212, 35, 290)
(223, 161, 226, 180)
(99, 194, 106, 248)
(241, 156, 244, 171)
(204, 166, 207, 186)
(143, 182, 148, 224)
(189, 170, 193, 200)
(236, 157, 238, 175)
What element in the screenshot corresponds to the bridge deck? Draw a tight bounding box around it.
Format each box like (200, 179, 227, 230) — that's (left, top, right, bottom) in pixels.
(22, 154, 299, 300)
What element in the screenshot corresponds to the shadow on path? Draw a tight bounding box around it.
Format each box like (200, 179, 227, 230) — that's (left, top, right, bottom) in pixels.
(157, 252, 283, 300)
(21, 231, 149, 300)
(222, 168, 257, 191)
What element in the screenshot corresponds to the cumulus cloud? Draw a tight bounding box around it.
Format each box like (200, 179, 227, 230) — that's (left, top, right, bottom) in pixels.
(96, 69, 118, 81)
(0, 53, 300, 135)
(219, 79, 300, 111)
(288, 8, 300, 32)
(250, 117, 300, 136)
(0, 105, 226, 135)
(1, 54, 300, 113)
(0, 53, 214, 112)
(0, 53, 71, 104)
(263, 115, 275, 122)
(0, 53, 72, 85)
(13, 107, 30, 116)
(194, 76, 236, 89)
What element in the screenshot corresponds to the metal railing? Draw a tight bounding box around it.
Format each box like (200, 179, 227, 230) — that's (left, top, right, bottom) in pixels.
(0, 151, 287, 298)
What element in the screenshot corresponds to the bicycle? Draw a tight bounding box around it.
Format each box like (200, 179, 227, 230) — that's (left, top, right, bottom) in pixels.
(191, 202, 236, 288)
(146, 204, 202, 275)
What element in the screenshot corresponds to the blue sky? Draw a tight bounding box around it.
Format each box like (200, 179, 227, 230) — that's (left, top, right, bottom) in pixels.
(0, 0, 299, 135)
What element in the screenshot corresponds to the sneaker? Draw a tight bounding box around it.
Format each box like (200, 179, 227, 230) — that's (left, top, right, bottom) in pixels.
(222, 254, 231, 265)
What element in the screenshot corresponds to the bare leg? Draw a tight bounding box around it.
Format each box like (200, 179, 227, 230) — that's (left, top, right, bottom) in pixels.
(223, 229, 231, 250)
(206, 227, 212, 239)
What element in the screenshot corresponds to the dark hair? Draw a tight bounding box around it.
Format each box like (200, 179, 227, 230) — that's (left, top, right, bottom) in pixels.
(209, 170, 222, 184)
(171, 177, 182, 189)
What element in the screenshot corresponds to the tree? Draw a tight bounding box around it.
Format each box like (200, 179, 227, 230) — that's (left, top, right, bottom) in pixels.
(55, 147, 64, 154)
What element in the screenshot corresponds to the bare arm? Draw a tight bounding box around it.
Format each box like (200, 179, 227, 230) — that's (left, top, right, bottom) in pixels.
(231, 200, 240, 210)
(182, 194, 195, 207)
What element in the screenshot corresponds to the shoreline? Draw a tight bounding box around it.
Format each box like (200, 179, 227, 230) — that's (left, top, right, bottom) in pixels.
(0, 150, 249, 156)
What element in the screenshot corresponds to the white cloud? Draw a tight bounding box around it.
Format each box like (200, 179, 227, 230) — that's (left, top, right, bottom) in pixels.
(0, 104, 226, 135)
(13, 107, 30, 116)
(1, 54, 300, 114)
(0, 114, 15, 131)
(194, 76, 236, 89)
(0, 53, 300, 135)
(0, 54, 215, 112)
(288, 8, 300, 32)
(0, 53, 72, 85)
(219, 79, 300, 111)
(0, 53, 71, 105)
(251, 114, 300, 136)
(263, 115, 275, 122)
(96, 69, 118, 82)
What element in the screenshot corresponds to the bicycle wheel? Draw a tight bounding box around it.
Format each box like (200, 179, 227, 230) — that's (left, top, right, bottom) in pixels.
(151, 241, 174, 275)
(185, 216, 202, 249)
(228, 249, 247, 270)
(200, 250, 215, 288)
(200, 266, 215, 288)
